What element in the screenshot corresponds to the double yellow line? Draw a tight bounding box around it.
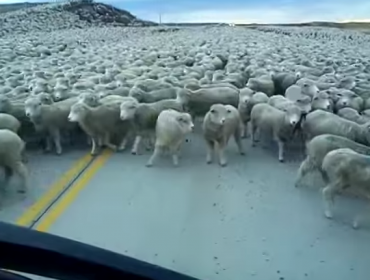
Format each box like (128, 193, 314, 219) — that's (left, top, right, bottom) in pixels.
(16, 149, 112, 232)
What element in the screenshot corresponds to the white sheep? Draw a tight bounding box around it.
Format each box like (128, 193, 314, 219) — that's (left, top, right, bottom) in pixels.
(337, 107, 370, 124)
(268, 95, 311, 114)
(311, 91, 333, 112)
(246, 74, 275, 96)
(321, 148, 370, 229)
(202, 104, 245, 167)
(0, 129, 29, 202)
(295, 134, 370, 188)
(120, 90, 189, 155)
(0, 113, 21, 134)
(24, 96, 78, 155)
(68, 102, 130, 155)
(302, 110, 370, 146)
(146, 109, 194, 167)
(334, 90, 364, 112)
(238, 89, 269, 138)
(250, 103, 303, 162)
(186, 85, 239, 118)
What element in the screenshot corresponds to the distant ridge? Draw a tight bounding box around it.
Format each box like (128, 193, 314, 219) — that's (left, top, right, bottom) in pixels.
(164, 21, 370, 29)
(0, 1, 156, 27)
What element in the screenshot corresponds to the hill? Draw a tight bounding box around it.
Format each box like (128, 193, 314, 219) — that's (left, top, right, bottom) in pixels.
(0, 1, 156, 28)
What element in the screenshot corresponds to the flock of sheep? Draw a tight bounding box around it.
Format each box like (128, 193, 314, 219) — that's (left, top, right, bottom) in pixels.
(1, 2, 370, 229)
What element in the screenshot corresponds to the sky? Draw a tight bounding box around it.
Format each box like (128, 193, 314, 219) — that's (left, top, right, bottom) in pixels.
(1, 0, 370, 24)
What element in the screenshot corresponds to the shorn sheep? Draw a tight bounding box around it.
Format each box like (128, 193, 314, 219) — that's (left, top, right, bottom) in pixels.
(202, 104, 245, 167)
(295, 134, 370, 188)
(321, 148, 370, 229)
(0, 129, 29, 205)
(250, 103, 303, 162)
(146, 109, 194, 167)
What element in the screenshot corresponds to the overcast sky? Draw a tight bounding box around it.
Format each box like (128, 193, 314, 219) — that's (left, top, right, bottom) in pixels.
(1, 0, 369, 24)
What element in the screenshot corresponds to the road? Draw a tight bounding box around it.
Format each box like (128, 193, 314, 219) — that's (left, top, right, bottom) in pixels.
(1, 130, 370, 280)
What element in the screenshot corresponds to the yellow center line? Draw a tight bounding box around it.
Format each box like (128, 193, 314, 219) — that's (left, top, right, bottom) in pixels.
(35, 149, 113, 232)
(16, 152, 94, 227)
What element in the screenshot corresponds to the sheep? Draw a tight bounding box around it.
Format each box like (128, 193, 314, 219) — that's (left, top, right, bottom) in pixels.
(238, 89, 269, 138)
(68, 102, 131, 155)
(0, 95, 34, 137)
(334, 90, 364, 112)
(268, 95, 311, 114)
(311, 91, 333, 111)
(285, 82, 319, 99)
(120, 90, 190, 155)
(321, 148, 370, 229)
(0, 95, 27, 122)
(0, 129, 29, 201)
(129, 86, 179, 103)
(272, 71, 302, 96)
(202, 104, 245, 167)
(24, 96, 79, 155)
(186, 86, 239, 118)
(146, 109, 194, 167)
(0, 113, 21, 134)
(302, 110, 370, 146)
(337, 107, 370, 124)
(250, 103, 303, 162)
(295, 134, 370, 188)
(246, 74, 275, 96)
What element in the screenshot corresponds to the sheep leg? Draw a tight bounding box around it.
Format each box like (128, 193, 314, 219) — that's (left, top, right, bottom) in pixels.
(118, 136, 128, 151)
(44, 136, 52, 153)
(295, 157, 312, 188)
(241, 122, 249, 139)
(50, 129, 62, 155)
(144, 133, 155, 151)
(90, 137, 101, 156)
(251, 121, 258, 146)
(274, 136, 285, 162)
(205, 139, 214, 164)
(102, 133, 117, 152)
(146, 145, 162, 167)
(12, 161, 29, 194)
(234, 128, 245, 155)
(131, 135, 142, 155)
(322, 179, 342, 219)
(216, 141, 228, 167)
(170, 142, 182, 167)
(352, 190, 370, 229)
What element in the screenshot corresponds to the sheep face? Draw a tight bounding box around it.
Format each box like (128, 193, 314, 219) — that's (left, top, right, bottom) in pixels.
(120, 100, 139, 120)
(129, 87, 144, 102)
(301, 82, 319, 96)
(312, 92, 332, 112)
(283, 105, 302, 127)
(175, 112, 194, 134)
(24, 98, 43, 119)
(53, 90, 66, 101)
(295, 96, 312, 114)
(68, 103, 87, 122)
(335, 91, 358, 110)
(338, 77, 356, 90)
(38, 93, 53, 105)
(207, 104, 231, 126)
(79, 92, 100, 107)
